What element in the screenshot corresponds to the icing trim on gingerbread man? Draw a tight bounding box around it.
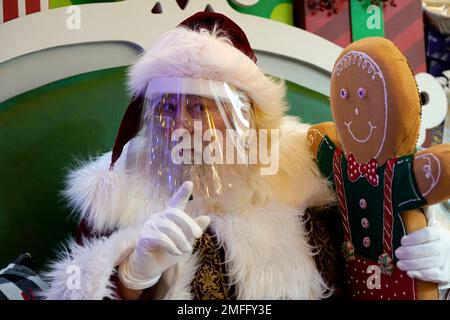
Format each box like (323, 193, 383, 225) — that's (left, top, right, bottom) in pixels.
(414, 153, 441, 197)
(333, 51, 388, 162)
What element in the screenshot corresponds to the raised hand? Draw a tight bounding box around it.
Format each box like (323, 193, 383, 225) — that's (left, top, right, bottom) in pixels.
(118, 181, 211, 290)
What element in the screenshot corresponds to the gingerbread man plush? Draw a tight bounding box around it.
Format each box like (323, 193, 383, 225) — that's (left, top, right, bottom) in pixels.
(308, 37, 450, 300)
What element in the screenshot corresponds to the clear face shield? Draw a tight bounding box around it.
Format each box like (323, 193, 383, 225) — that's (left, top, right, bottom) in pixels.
(125, 77, 256, 203)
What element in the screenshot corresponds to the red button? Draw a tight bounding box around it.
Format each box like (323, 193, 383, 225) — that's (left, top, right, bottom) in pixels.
(363, 237, 371, 248)
(361, 218, 370, 229)
(359, 198, 367, 209)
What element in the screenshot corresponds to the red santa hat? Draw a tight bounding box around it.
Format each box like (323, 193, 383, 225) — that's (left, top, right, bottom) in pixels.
(110, 11, 286, 169)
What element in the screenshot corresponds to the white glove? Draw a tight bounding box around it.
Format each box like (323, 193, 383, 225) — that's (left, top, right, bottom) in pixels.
(118, 181, 211, 290)
(395, 223, 450, 289)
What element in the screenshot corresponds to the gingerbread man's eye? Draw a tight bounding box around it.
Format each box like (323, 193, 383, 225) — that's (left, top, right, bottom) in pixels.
(340, 88, 349, 99)
(358, 88, 367, 99)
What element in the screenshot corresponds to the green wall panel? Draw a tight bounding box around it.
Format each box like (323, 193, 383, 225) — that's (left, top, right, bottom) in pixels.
(0, 67, 129, 269)
(286, 80, 332, 124)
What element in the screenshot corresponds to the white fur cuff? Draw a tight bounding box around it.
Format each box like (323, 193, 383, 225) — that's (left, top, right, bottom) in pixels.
(42, 226, 139, 300)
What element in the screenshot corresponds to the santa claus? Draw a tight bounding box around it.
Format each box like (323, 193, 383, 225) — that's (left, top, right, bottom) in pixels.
(42, 11, 334, 300)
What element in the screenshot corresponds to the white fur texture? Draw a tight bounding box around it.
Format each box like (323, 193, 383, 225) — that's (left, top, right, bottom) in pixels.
(262, 116, 335, 209)
(128, 27, 286, 126)
(49, 116, 335, 300)
(42, 227, 139, 300)
(63, 152, 127, 232)
(211, 202, 330, 299)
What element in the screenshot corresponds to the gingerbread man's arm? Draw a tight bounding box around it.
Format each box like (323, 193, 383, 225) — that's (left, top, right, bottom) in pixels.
(413, 144, 450, 205)
(307, 121, 341, 159)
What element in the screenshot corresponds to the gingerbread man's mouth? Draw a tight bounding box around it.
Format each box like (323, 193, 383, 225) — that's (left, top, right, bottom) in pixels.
(344, 121, 377, 143)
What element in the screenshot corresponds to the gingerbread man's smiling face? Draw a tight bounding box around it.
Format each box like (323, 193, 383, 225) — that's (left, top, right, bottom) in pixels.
(331, 51, 387, 164)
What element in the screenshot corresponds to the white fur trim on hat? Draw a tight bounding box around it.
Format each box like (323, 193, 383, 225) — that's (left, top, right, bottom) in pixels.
(128, 27, 286, 123)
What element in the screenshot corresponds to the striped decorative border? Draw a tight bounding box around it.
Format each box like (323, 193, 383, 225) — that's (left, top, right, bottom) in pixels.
(1, 0, 49, 23)
(384, 0, 426, 73)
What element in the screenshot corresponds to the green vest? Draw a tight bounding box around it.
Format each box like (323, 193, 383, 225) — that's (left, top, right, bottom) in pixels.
(317, 136, 426, 262)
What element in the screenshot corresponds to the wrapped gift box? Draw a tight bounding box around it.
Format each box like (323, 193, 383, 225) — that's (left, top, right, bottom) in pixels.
(424, 7, 450, 77)
(349, 0, 426, 73)
(426, 28, 450, 77)
(383, 0, 427, 73)
(293, 0, 426, 73)
(293, 0, 352, 47)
